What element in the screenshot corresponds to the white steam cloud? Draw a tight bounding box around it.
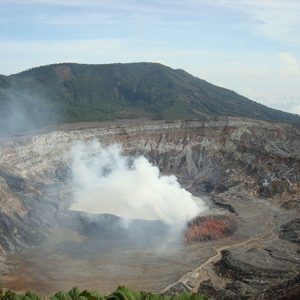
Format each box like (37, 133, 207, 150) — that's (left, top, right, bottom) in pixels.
(70, 141, 207, 226)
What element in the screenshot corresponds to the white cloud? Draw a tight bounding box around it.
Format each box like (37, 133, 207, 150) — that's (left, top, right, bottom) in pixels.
(190, 52, 300, 116)
(278, 52, 300, 76)
(202, 0, 300, 44)
(239, 89, 300, 116)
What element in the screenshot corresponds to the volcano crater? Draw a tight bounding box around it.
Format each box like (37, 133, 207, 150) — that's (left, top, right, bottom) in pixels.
(0, 118, 299, 298)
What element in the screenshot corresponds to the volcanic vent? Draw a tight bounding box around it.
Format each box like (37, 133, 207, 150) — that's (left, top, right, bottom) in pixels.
(185, 215, 237, 242)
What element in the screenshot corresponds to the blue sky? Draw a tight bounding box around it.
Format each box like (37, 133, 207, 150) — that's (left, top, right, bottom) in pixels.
(1, 0, 300, 114)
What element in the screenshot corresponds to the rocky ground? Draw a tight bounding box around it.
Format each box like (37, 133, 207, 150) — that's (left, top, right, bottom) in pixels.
(0, 117, 299, 298)
(163, 192, 299, 299)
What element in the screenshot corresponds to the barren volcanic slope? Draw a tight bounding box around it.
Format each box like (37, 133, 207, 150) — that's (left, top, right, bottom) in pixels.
(0, 118, 299, 299)
(1, 63, 300, 136)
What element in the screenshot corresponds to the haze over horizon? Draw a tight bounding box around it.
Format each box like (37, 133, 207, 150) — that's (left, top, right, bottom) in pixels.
(1, 0, 300, 115)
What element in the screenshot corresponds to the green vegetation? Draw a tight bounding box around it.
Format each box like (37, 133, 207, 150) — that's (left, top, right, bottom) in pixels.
(1, 62, 299, 135)
(0, 286, 208, 300)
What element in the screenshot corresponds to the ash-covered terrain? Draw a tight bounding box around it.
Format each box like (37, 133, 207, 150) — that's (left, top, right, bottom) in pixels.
(0, 117, 299, 299)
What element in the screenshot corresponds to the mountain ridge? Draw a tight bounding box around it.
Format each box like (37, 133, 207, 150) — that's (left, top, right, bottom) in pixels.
(0, 62, 299, 136)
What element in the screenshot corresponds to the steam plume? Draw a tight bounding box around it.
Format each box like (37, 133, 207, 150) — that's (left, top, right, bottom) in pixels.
(70, 141, 207, 227)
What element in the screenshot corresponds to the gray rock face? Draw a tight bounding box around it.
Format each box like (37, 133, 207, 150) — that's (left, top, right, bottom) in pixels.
(279, 218, 300, 245)
(0, 117, 299, 297)
(210, 244, 300, 299)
